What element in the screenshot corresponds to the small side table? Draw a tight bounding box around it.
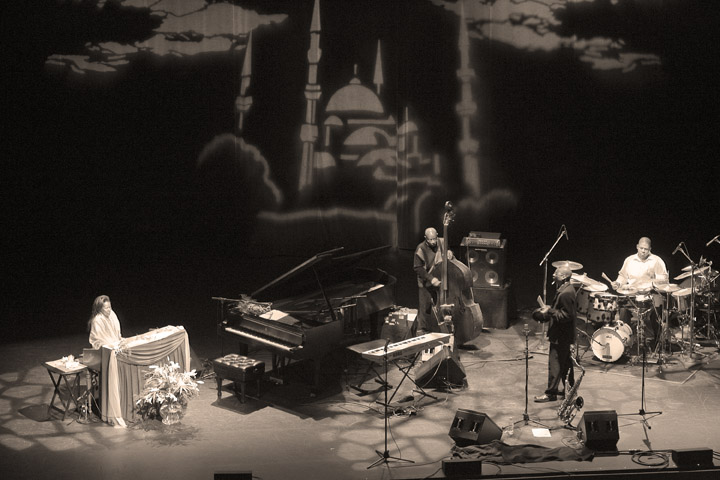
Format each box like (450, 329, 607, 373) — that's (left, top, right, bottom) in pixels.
(43, 359, 88, 420)
(212, 354, 264, 403)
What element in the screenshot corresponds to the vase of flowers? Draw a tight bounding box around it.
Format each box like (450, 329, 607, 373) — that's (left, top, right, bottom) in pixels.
(135, 361, 200, 425)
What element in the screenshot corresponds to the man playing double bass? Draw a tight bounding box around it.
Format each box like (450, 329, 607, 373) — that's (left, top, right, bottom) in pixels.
(414, 227, 452, 335)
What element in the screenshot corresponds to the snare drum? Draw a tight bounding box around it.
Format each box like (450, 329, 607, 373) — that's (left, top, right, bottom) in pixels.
(633, 294, 654, 310)
(587, 292, 618, 324)
(591, 320, 634, 363)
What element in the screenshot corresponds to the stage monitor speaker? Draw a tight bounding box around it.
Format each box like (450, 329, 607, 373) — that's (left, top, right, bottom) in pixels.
(578, 410, 619, 452)
(672, 448, 713, 469)
(415, 348, 466, 388)
(465, 239, 506, 287)
(448, 409, 502, 447)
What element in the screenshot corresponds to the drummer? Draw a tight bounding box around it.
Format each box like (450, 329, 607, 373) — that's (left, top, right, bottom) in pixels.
(611, 237, 668, 348)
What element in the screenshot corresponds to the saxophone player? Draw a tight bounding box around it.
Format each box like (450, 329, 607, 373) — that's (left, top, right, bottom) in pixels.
(532, 265, 577, 402)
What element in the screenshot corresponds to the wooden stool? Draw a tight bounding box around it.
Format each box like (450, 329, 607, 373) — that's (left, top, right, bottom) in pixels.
(212, 354, 264, 403)
(43, 359, 89, 420)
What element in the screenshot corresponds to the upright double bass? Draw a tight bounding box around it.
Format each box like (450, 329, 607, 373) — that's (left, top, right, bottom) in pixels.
(430, 202, 484, 346)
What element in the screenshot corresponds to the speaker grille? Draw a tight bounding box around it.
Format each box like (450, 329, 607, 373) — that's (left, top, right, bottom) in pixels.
(466, 240, 506, 288)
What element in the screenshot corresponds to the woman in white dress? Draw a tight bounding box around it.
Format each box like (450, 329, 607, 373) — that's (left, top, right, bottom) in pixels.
(88, 295, 123, 349)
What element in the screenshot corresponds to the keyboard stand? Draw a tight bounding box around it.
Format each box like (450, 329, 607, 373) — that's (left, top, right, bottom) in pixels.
(346, 340, 392, 396)
(378, 351, 438, 407)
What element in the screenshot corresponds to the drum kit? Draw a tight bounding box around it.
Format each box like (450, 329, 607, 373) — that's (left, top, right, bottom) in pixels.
(560, 259, 720, 364)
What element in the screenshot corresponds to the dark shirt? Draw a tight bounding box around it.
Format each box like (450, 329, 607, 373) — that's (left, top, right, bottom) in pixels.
(414, 238, 444, 288)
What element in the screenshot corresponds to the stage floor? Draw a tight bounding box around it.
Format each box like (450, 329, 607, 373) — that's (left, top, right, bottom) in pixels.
(1, 315, 720, 480)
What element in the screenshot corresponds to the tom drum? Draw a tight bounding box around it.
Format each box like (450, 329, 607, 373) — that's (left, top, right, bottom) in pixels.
(591, 320, 633, 363)
(587, 292, 618, 324)
(576, 288, 590, 316)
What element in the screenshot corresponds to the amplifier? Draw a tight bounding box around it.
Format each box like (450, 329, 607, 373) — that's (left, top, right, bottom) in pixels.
(442, 457, 482, 478)
(461, 237, 504, 249)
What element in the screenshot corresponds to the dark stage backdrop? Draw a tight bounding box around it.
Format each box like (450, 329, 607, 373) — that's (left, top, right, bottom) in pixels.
(3, 0, 719, 342)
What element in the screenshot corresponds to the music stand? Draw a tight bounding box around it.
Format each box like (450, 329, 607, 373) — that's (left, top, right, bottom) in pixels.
(513, 324, 550, 431)
(367, 341, 414, 469)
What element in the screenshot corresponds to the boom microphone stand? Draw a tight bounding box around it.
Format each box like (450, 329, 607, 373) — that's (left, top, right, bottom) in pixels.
(513, 323, 550, 431)
(537, 226, 568, 351)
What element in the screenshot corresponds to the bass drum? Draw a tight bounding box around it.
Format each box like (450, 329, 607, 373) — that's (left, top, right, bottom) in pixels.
(591, 321, 633, 363)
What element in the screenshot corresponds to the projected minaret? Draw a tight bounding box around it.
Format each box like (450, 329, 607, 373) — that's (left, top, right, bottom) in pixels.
(373, 40, 384, 95)
(456, 1, 481, 198)
(235, 31, 253, 133)
(298, 0, 322, 193)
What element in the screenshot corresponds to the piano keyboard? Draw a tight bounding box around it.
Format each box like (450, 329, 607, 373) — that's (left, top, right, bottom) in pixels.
(361, 332, 451, 363)
(224, 326, 303, 353)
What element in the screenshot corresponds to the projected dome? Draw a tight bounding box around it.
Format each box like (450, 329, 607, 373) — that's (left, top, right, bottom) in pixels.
(326, 77, 384, 116)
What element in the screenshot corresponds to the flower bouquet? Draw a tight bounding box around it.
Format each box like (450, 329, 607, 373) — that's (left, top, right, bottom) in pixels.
(134, 361, 200, 425)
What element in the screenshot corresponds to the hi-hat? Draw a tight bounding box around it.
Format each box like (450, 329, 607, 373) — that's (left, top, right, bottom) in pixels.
(552, 260, 583, 270)
(584, 283, 609, 292)
(616, 285, 638, 296)
(633, 281, 653, 293)
(675, 265, 711, 280)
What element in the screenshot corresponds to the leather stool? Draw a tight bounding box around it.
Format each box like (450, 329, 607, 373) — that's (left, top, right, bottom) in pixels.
(212, 354, 265, 403)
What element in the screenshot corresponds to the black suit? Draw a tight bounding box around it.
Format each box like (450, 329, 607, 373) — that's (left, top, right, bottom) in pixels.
(534, 281, 576, 396)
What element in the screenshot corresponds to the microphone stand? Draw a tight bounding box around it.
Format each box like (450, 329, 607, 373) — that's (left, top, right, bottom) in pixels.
(367, 340, 414, 469)
(537, 227, 566, 351)
(513, 323, 550, 431)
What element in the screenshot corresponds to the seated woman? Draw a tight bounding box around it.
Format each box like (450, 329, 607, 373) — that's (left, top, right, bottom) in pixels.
(88, 295, 123, 349)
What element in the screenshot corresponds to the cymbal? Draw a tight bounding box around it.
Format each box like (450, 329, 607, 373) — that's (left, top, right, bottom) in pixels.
(672, 287, 694, 298)
(552, 260, 583, 270)
(654, 283, 680, 293)
(616, 285, 638, 296)
(674, 265, 711, 280)
(570, 273, 608, 292)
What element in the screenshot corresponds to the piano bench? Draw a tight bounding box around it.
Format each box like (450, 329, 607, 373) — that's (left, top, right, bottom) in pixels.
(212, 355, 265, 403)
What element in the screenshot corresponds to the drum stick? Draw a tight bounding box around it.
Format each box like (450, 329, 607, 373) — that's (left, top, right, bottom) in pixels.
(537, 295, 546, 308)
(601, 272, 613, 284)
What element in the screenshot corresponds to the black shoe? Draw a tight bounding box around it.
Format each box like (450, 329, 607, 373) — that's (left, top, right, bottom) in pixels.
(534, 394, 557, 403)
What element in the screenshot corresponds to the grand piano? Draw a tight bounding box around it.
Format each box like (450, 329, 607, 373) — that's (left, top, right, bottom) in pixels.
(215, 246, 396, 392)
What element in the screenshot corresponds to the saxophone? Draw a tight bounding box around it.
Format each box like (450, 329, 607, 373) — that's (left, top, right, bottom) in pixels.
(557, 347, 585, 425)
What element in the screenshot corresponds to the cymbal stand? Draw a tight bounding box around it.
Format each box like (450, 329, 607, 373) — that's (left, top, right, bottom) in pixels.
(537, 226, 567, 351)
(513, 323, 550, 431)
(674, 244, 704, 360)
(367, 342, 414, 469)
(653, 291, 673, 362)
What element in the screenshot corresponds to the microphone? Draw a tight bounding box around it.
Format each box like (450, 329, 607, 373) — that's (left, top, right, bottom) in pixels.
(562, 225, 568, 240)
(672, 242, 683, 255)
(707, 234, 720, 247)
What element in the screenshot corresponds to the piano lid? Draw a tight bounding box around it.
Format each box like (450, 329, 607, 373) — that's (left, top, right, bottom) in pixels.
(250, 245, 391, 301)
